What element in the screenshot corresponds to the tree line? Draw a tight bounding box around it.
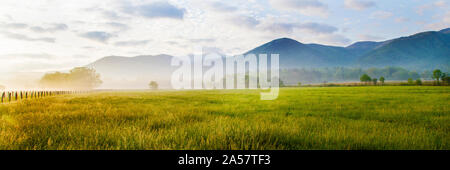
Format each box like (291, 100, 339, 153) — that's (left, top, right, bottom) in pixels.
(360, 69, 450, 85)
(280, 66, 448, 85)
(39, 67, 102, 90)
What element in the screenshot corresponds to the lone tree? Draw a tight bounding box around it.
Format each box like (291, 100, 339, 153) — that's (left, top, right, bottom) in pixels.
(415, 79, 422, 85)
(360, 74, 371, 84)
(149, 81, 158, 90)
(433, 69, 442, 85)
(379, 76, 385, 85)
(372, 78, 378, 85)
(408, 78, 414, 84)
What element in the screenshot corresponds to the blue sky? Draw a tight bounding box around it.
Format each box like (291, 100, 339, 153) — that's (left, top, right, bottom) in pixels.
(0, 0, 448, 74)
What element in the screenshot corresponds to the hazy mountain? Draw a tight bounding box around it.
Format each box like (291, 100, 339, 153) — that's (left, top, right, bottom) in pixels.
(86, 54, 175, 89)
(245, 29, 449, 70)
(358, 31, 450, 69)
(345, 41, 383, 57)
(244, 38, 354, 68)
(85, 28, 449, 88)
(440, 28, 450, 34)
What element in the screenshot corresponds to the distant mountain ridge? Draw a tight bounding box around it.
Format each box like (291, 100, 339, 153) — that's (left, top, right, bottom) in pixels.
(86, 28, 449, 88)
(245, 28, 449, 69)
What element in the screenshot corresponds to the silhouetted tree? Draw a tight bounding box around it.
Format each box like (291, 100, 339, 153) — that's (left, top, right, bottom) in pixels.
(415, 79, 422, 85)
(372, 78, 378, 85)
(360, 74, 371, 84)
(408, 78, 414, 84)
(149, 81, 158, 90)
(433, 69, 442, 85)
(379, 76, 385, 85)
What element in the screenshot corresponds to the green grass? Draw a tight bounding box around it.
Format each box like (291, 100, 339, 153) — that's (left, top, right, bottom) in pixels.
(0, 86, 449, 150)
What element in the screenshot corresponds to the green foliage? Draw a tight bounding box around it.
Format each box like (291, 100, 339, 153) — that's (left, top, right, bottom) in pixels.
(379, 77, 385, 84)
(372, 78, 378, 85)
(360, 74, 371, 83)
(149, 81, 158, 90)
(408, 78, 414, 84)
(433, 69, 442, 84)
(0, 87, 448, 150)
(415, 79, 422, 85)
(443, 76, 450, 84)
(297, 82, 302, 87)
(40, 67, 102, 90)
(281, 66, 424, 84)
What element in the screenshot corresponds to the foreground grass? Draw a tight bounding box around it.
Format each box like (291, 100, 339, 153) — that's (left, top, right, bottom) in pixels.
(0, 86, 449, 150)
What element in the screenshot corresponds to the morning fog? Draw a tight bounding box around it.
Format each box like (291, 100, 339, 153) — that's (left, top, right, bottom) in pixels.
(170, 51, 279, 100)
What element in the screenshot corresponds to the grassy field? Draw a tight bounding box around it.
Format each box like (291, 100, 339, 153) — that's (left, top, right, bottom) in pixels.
(0, 86, 448, 150)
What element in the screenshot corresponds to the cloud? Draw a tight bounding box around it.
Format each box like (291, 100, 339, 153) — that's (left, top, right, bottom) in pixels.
(227, 15, 260, 29)
(1, 23, 28, 29)
(359, 34, 384, 41)
(426, 11, 450, 30)
(269, 0, 329, 17)
(260, 21, 337, 34)
(189, 38, 216, 43)
(30, 24, 68, 33)
(395, 17, 409, 23)
(316, 34, 351, 46)
(416, 1, 447, 15)
(370, 11, 393, 19)
(297, 23, 338, 34)
(114, 40, 150, 46)
(208, 1, 237, 12)
(0, 53, 54, 60)
(80, 31, 114, 43)
(434, 0, 447, 8)
(105, 22, 128, 31)
(344, 0, 375, 10)
(122, 1, 186, 20)
(0, 31, 55, 43)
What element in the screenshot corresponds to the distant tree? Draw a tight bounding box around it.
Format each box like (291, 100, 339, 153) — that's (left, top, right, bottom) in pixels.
(149, 81, 159, 90)
(441, 73, 447, 85)
(297, 82, 302, 87)
(360, 74, 371, 84)
(407, 78, 414, 84)
(415, 79, 422, 85)
(68, 67, 103, 89)
(40, 67, 102, 90)
(433, 69, 442, 85)
(279, 79, 285, 87)
(443, 77, 450, 85)
(442, 74, 450, 85)
(372, 78, 378, 85)
(379, 76, 385, 85)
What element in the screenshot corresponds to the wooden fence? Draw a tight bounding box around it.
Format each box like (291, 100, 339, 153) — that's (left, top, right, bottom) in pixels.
(1, 91, 84, 103)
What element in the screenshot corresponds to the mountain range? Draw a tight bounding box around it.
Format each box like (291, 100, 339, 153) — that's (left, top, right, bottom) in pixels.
(86, 28, 450, 88)
(246, 28, 450, 69)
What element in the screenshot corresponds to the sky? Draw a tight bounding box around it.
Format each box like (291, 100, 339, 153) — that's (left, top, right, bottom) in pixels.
(0, 0, 449, 74)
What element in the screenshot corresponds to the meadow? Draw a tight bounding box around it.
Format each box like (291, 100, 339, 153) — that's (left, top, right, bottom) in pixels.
(0, 86, 448, 150)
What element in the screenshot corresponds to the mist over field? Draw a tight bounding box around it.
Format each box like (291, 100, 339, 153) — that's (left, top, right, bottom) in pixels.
(0, 0, 449, 152)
